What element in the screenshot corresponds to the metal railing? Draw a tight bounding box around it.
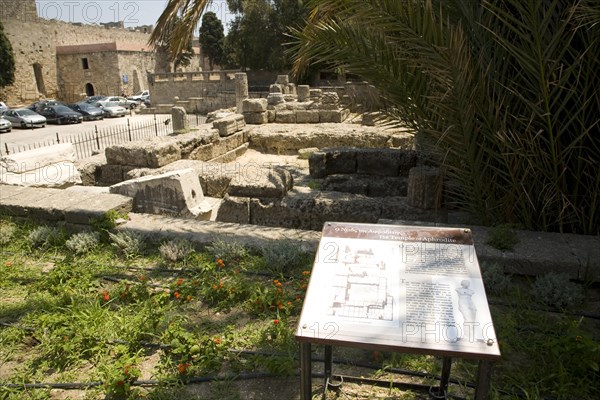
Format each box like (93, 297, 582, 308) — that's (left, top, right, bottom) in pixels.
(1, 114, 207, 160)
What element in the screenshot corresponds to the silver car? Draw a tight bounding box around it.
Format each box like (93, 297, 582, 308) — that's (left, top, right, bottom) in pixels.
(96, 101, 127, 117)
(2, 108, 47, 128)
(0, 116, 12, 133)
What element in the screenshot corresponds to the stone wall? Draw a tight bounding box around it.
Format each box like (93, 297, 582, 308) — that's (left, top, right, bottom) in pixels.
(1, 10, 155, 105)
(0, 0, 37, 21)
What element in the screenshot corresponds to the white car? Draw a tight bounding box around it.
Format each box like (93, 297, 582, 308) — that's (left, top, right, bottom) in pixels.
(99, 96, 138, 109)
(0, 116, 12, 133)
(128, 90, 150, 103)
(96, 101, 127, 118)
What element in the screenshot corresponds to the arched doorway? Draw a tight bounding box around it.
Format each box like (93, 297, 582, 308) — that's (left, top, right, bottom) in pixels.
(85, 83, 95, 96)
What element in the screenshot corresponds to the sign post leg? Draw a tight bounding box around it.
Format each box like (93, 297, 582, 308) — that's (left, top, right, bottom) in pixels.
(300, 342, 312, 400)
(474, 360, 493, 400)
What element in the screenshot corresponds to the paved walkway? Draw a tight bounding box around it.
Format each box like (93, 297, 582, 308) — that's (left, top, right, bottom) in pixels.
(1, 184, 598, 281)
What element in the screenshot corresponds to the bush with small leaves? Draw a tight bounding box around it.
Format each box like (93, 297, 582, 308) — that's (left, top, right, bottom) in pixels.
(0, 220, 16, 245)
(28, 226, 66, 249)
(262, 240, 306, 274)
(65, 232, 101, 255)
(533, 272, 584, 309)
(159, 239, 195, 263)
(108, 231, 145, 259)
(486, 224, 520, 251)
(481, 261, 511, 295)
(205, 237, 248, 264)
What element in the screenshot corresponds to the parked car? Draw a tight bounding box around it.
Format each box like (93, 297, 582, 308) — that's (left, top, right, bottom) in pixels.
(68, 102, 104, 121)
(96, 101, 127, 118)
(98, 96, 138, 109)
(0, 101, 8, 113)
(0, 116, 11, 133)
(128, 90, 150, 103)
(85, 95, 107, 104)
(38, 105, 83, 124)
(2, 108, 47, 128)
(26, 99, 66, 113)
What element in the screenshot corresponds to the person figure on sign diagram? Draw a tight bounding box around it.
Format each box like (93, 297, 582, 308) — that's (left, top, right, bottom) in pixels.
(456, 280, 477, 323)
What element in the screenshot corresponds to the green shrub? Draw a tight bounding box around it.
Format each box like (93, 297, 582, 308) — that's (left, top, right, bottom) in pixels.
(65, 231, 101, 255)
(0, 220, 16, 245)
(159, 239, 195, 263)
(108, 231, 145, 259)
(481, 261, 511, 295)
(486, 224, 520, 251)
(533, 272, 584, 309)
(262, 240, 306, 274)
(205, 237, 248, 264)
(28, 225, 66, 249)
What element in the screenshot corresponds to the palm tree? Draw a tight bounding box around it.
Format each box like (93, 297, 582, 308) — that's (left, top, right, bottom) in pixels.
(289, 0, 600, 234)
(149, 0, 212, 61)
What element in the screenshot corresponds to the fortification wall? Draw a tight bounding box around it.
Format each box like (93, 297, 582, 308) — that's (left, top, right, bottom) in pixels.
(0, 0, 37, 21)
(1, 14, 154, 105)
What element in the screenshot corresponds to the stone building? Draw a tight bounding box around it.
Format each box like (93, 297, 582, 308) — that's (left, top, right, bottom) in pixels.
(0, 0, 201, 106)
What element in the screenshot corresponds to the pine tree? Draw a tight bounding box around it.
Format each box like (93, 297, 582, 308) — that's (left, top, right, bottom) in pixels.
(0, 21, 15, 88)
(199, 12, 224, 70)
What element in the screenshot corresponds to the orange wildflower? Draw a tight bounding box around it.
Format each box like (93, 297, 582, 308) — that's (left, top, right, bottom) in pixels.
(102, 291, 110, 301)
(176, 278, 184, 286)
(174, 291, 181, 299)
(4, 261, 13, 267)
(187, 295, 193, 302)
(214, 337, 222, 345)
(273, 319, 280, 325)
(177, 363, 190, 374)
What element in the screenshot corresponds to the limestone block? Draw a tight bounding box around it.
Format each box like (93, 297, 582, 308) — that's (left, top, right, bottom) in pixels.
(109, 168, 211, 219)
(242, 98, 268, 113)
(243, 112, 268, 125)
(321, 175, 408, 197)
(276, 75, 290, 85)
(309, 151, 327, 178)
(286, 83, 296, 95)
(319, 103, 340, 110)
(325, 148, 357, 175)
(0, 143, 82, 188)
(64, 193, 133, 225)
(285, 102, 309, 111)
(249, 192, 316, 230)
(188, 143, 214, 161)
(171, 106, 189, 133)
(321, 91, 340, 106)
(319, 110, 348, 123)
(175, 129, 218, 158)
(309, 89, 323, 100)
(311, 191, 382, 229)
(212, 114, 246, 137)
(407, 166, 443, 209)
(275, 110, 297, 124)
(362, 112, 381, 126)
(354, 149, 409, 176)
(267, 110, 276, 123)
(283, 94, 298, 102)
(321, 175, 369, 195)
(215, 195, 250, 224)
(209, 143, 249, 163)
(228, 167, 293, 198)
(267, 93, 285, 106)
(296, 110, 320, 123)
(387, 132, 416, 150)
(200, 173, 235, 198)
(298, 147, 320, 159)
(99, 164, 125, 185)
(270, 84, 283, 94)
(297, 85, 310, 102)
(105, 136, 182, 168)
(379, 196, 447, 222)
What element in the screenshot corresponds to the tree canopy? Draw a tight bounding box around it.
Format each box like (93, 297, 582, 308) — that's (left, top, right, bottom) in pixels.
(0, 21, 15, 88)
(199, 11, 225, 70)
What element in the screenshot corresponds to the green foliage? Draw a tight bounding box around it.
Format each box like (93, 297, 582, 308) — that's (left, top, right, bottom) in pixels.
(27, 225, 67, 249)
(290, 0, 600, 234)
(533, 272, 585, 309)
(205, 237, 248, 265)
(0, 220, 16, 245)
(486, 224, 520, 251)
(91, 209, 128, 232)
(108, 231, 145, 259)
(65, 231, 101, 255)
(199, 11, 225, 70)
(0, 21, 15, 88)
(159, 239, 195, 263)
(480, 261, 511, 295)
(261, 239, 307, 274)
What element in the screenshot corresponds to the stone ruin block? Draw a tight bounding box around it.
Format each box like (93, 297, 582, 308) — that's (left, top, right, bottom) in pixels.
(216, 195, 250, 224)
(105, 136, 182, 168)
(321, 91, 340, 106)
(270, 84, 283, 93)
(0, 143, 82, 188)
(171, 106, 189, 133)
(283, 94, 298, 102)
(355, 148, 417, 176)
(242, 98, 268, 113)
(286, 83, 296, 95)
(243, 112, 268, 125)
(267, 110, 276, 123)
(309, 88, 323, 100)
(296, 110, 320, 124)
(309, 151, 327, 178)
(267, 93, 285, 106)
(228, 167, 293, 199)
(276, 75, 290, 85)
(319, 109, 349, 123)
(297, 85, 310, 102)
(322, 175, 408, 197)
(212, 114, 246, 137)
(248, 191, 316, 230)
(109, 168, 212, 219)
(275, 110, 297, 124)
(325, 148, 357, 175)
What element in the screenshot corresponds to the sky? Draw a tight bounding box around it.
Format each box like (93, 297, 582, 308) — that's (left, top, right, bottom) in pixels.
(35, 0, 234, 29)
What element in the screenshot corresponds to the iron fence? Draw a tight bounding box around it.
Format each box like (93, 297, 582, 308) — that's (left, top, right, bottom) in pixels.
(1, 114, 207, 160)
